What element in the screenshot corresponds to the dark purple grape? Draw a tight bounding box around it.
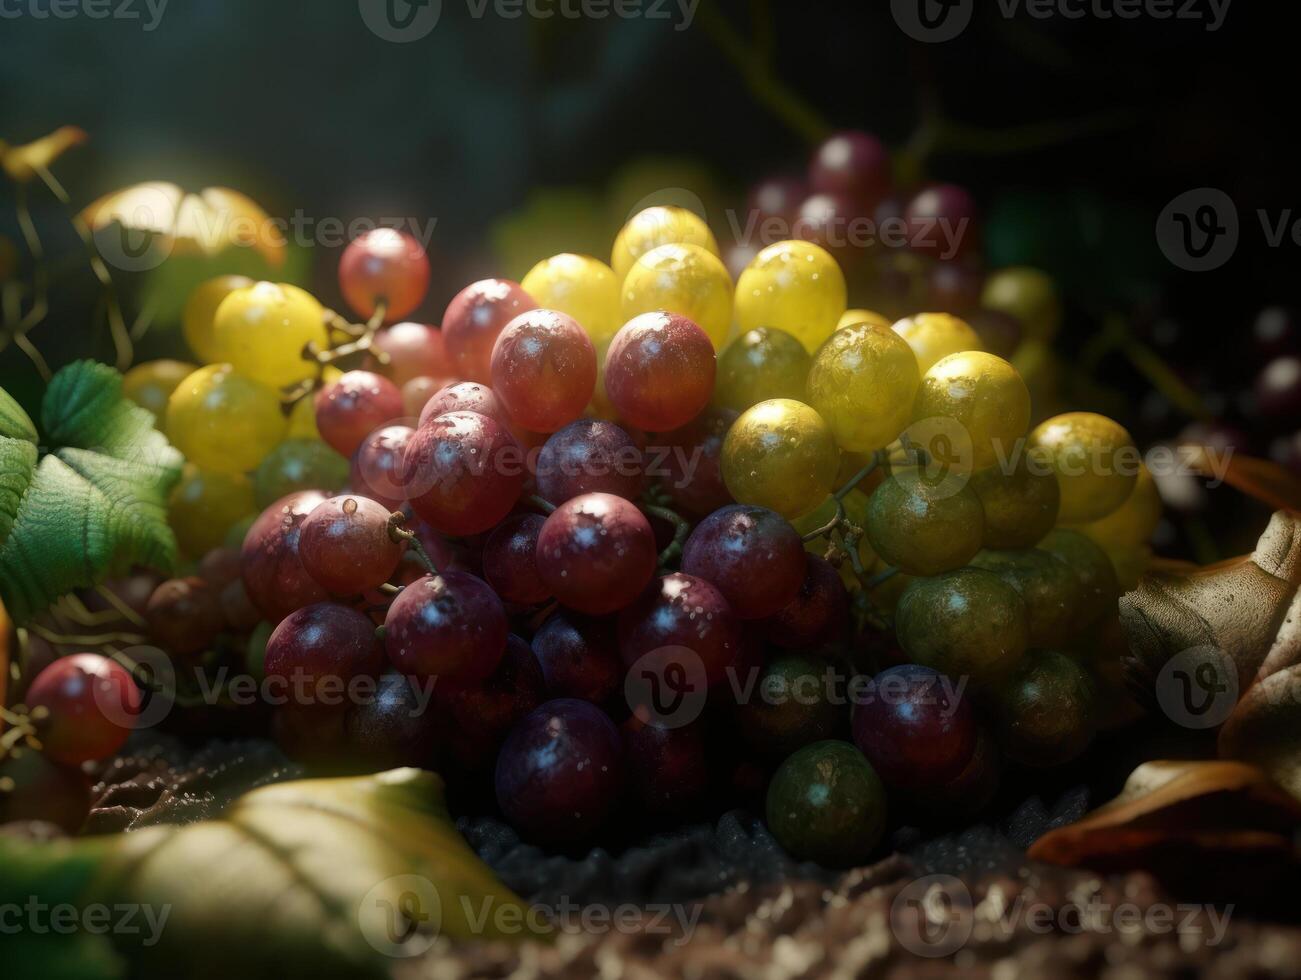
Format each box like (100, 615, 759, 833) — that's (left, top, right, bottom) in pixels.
(927, 260, 984, 315)
(298, 494, 406, 596)
(905, 183, 978, 260)
(535, 493, 658, 615)
(681, 504, 805, 619)
(531, 612, 622, 704)
(315, 370, 404, 458)
(264, 602, 386, 700)
(618, 573, 742, 687)
(621, 717, 708, 816)
(535, 420, 645, 505)
(794, 191, 863, 261)
(809, 130, 890, 209)
(659, 408, 737, 518)
(852, 665, 976, 792)
(1271, 431, 1301, 475)
(196, 546, 243, 588)
(345, 670, 442, 769)
(765, 554, 849, 648)
(494, 698, 623, 843)
(1254, 306, 1297, 360)
(272, 701, 350, 768)
(145, 576, 225, 657)
(1256, 356, 1301, 421)
(482, 513, 551, 605)
(241, 490, 331, 623)
(220, 579, 262, 632)
(907, 725, 1001, 822)
(384, 571, 507, 683)
(747, 174, 807, 226)
(351, 424, 415, 511)
(443, 635, 546, 769)
(966, 308, 1023, 360)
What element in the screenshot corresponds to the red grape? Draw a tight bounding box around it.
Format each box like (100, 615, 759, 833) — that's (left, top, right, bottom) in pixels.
(25, 654, 141, 765)
(681, 504, 805, 619)
(402, 376, 445, 419)
(482, 513, 551, 605)
(299, 494, 406, 595)
(196, 546, 242, 587)
(264, 602, 386, 698)
(852, 665, 976, 792)
(442, 635, 546, 769)
(659, 407, 737, 517)
(494, 698, 623, 844)
(442, 278, 536, 383)
(765, 554, 849, 648)
(145, 577, 225, 657)
(618, 572, 742, 686)
(531, 611, 622, 704)
(535, 493, 658, 615)
(604, 311, 716, 432)
(350, 423, 415, 511)
(905, 183, 978, 260)
(417, 380, 510, 428)
(621, 716, 709, 816)
(345, 670, 443, 770)
(384, 571, 507, 683)
(401, 410, 525, 535)
(366, 322, 450, 386)
(240, 490, 332, 623)
(339, 228, 431, 322)
(535, 419, 645, 505)
(809, 130, 890, 209)
(490, 309, 596, 433)
(315, 370, 404, 458)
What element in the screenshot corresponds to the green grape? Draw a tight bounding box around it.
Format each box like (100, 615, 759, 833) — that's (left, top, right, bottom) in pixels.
(183, 274, 253, 363)
(993, 650, 1094, 768)
(891, 312, 984, 374)
(734, 655, 844, 760)
(1069, 462, 1161, 551)
(865, 473, 984, 576)
(765, 740, 886, 866)
(735, 240, 847, 354)
(245, 619, 273, 682)
(981, 266, 1062, 343)
(837, 308, 891, 331)
(895, 568, 1029, 684)
(913, 351, 1031, 471)
(1027, 412, 1138, 523)
(166, 364, 288, 475)
(213, 281, 328, 388)
(169, 464, 256, 558)
(970, 455, 1060, 549)
(1037, 528, 1119, 630)
(722, 399, 839, 519)
(122, 359, 198, 422)
(970, 548, 1082, 648)
(714, 327, 811, 412)
(253, 439, 350, 509)
(621, 242, 733, 349)
(521, 252, 622, 348)
(806, 323, 920, 453)
(793, 489, 875, 587)
(611, 205, 719, 281)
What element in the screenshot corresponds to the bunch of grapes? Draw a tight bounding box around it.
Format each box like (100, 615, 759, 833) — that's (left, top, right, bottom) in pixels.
(60, 140, 1164, 866)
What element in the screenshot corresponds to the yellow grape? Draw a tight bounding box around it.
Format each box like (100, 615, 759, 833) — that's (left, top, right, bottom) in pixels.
(166, 364, 288, 475)
(169, 464, 256, 557)
(912, 351, 1031, 472)
(735, 240, 847, 354)
(837, 308, 891, 331)
(183, 274, 253, 363)
(122, 359, 197, 423)
(891, 312, 984, 374)
(722, 399, 839, 519)
(981, 267, 1062, 343)
(806, 323, 920, 453)
(1028, 411, 1139, 523)
(521, 253, 622, 347)
(611, 205, 719, 281)
(970, 454, 1060, 549)
(714, 327, 811, 413)
(1069, 463, 1162, 550)
(621, 243, 733, 349)
(213, 281, 328, 388)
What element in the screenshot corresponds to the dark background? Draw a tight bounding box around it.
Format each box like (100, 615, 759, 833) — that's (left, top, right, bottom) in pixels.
(0, 0, 1295, 556)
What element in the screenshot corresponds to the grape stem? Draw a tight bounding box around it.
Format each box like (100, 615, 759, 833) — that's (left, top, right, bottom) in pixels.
(643, 504, 692, 568)
(387, 511, 440, 575)
(802, 450, 883, 544)
(834, 451, 883, 501)
(864, 565, 900, 590)
(801, 496, 845, 543)
(528, 494, 557, 515)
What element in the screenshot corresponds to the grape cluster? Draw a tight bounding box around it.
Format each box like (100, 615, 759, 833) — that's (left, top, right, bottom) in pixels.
(78, 140, 1166, 866)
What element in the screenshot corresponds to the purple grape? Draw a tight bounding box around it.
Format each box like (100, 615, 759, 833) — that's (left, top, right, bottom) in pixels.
(535, 420, 645, 505)
(809, 130, 890, 209)
(351, 424, 414, 511)
(264, 602, 387, 698)
(482, 513, 551, 605)
(659, 407, 737, 518)
(1256, 356, 1301, 421)
(1253, 306, 1297, 360)
(618, 573, 742, 687)
(765, 554, 849, 648)
(384, 571, 508, 683)
(681, 504, 806, 620)
(444, 635, 546, 769)
(531, 612, 622, 704)
(494, 698, 623, 843)
(345, 670, 443, 769)
(299, 494, 406, 595)
(535, 493, 658, 616)
(621, 717, 708, 816)
(747, 174, 807, 226)
(905, 183, 978, 260)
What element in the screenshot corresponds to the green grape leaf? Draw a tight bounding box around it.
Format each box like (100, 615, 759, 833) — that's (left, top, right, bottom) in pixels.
(0, 360, 183, 623)
(0, 769, 535, 979)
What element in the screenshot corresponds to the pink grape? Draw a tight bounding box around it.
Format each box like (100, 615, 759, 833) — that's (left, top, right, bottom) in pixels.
(315, 370, 405, 458)
(384, 571, 508, 683)
(604, 311, 716, 432)
(442, 278, 536, 383)
(339, 228, 431, 322)
(401, 410, 525, 535)
(418, 380, 510, 428)
(241, 490, 332, 623)
(535, 493, 657, 615)
(366, 321, 450, 386)
(490, 309, 596, 433)
(298, 494, 406, 595)
(350, 424, 415, 511)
